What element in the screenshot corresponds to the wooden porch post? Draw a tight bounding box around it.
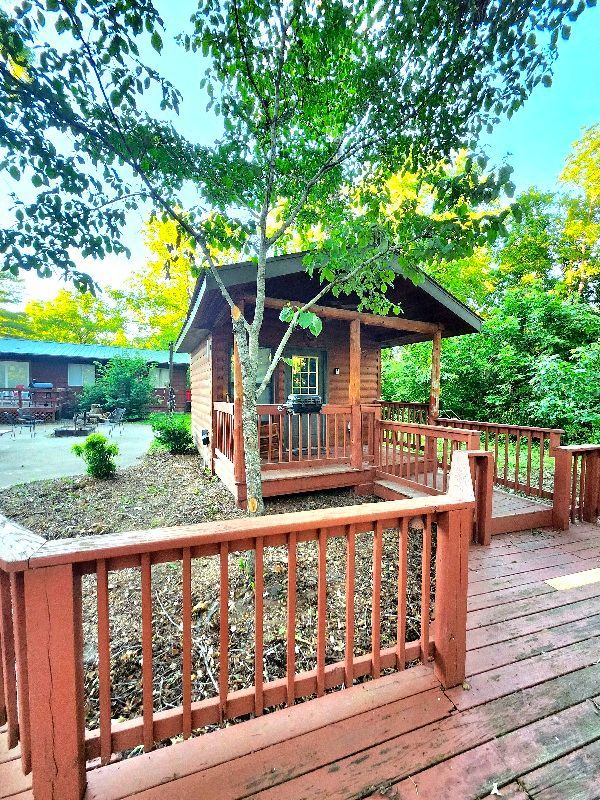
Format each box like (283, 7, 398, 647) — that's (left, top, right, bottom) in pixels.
(349, 319, 362, 469)
(24, 564, 86, 800)
(428, 329, 442, 424)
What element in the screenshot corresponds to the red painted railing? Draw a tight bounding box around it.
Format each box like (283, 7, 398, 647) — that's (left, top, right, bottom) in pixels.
(438, 418, 563, 500)
(376, 420, 481, 495)
(214, 401, 235, 462)
(553, 445, 600, 528)
(380, 401, 429, 425)
(256, 403, 354, 465)
(0, 467, 473, 799)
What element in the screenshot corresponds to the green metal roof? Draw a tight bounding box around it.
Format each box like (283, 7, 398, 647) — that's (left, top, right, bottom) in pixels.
(0, 337, 189, 366)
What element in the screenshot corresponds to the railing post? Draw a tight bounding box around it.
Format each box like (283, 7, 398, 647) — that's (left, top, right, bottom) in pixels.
(582, 449, 600, 523)
(552, 446, 572, 531)
(350, 404, 362, 469)
(548, 429, 562, 456)
(24, 564, 86, 800)
(469, 452, 494, 546)
(433, 506, 471, 688)
(0, 570, 17, 746)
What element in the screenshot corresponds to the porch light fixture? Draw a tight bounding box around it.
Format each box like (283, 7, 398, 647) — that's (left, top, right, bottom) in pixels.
(333, 367, 340, 375)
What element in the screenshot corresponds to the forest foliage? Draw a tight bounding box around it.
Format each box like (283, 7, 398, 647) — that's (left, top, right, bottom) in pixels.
(382, 126, 600, 443)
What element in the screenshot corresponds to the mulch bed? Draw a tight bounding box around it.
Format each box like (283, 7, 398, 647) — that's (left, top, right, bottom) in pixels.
(0, 453, 435, 751)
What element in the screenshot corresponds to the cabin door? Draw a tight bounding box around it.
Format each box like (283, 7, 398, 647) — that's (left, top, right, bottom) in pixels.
(283, 349, 327, 457)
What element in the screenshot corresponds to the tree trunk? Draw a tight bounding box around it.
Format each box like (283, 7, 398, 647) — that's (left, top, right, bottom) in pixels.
(241, 374, 264, 515)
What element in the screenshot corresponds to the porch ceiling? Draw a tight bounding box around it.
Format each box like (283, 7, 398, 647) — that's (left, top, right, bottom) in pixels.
(176, 251, 481, 353)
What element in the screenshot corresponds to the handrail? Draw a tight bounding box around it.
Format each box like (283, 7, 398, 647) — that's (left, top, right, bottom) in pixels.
(439, 417, 563, 500)
(376, 419, 481, 495)
(0, 457, 474, 798)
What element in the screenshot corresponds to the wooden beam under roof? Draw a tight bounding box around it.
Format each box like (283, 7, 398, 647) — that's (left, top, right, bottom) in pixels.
(242, 296, 442, 335)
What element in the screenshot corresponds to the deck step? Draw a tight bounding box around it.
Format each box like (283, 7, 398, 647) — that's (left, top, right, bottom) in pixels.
(373, 478, 431, 500)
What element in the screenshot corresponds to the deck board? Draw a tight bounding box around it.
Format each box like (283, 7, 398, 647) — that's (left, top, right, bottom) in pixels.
(5, 524, 600, 800)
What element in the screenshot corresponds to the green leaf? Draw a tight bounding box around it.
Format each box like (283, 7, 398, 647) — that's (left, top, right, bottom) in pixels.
(279, 306, 295, 323)
(31, 174, 42, 188)
(308, 316, 323, 337)
(151, 31, 163, 53)
(9, 166, 20, 181)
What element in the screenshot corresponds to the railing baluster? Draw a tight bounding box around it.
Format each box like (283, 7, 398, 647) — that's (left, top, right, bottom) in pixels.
(578, 455, 586, 521)
(538, 434, 545, 496)
(182, 547, 192, 739)
(219, 542, 229, 720)
(268, 416, 273, 463)
(571, 455, 579, 522)
(317, 412, 322, 459)
(288, 413, 293, 462)
(420, 516, 432, 665)
(396, 517, 408, 670)
(371, 521, 382, 679)
(442, 438, 449, 492)
(278, 412, 284, 463)
(334, 413, 339, 458)
(317, 528, 327, 697)
(526, 433, 533, 494)
(254, 537, 264, 717)
(141, 553, 154, 753)
(286, 532, 297, 707)
(514, 431, 521, 490)
(503, 429, 509, 483)
(344, 524, 355, 688)
(96, 559, 112, 764)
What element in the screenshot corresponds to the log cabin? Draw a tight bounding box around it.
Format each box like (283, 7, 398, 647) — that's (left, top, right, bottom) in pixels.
(176, 251, 482, 505)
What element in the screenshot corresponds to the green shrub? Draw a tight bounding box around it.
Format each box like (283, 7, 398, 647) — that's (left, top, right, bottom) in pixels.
(72, 433, 119, 478)
(150, 413, 194, 454)
(79, 356, 154, 420)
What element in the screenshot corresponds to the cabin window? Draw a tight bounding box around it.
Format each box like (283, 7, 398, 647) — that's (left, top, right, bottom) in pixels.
(0, 360, 29, 388)
(229, 347, 273, 403)
(291, 355, 319, 395)
(68, 363, 96, 387)
(150, 366, 170, 389)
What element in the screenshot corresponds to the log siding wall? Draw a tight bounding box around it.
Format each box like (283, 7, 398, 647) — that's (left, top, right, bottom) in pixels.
(207, 309, 381, 407)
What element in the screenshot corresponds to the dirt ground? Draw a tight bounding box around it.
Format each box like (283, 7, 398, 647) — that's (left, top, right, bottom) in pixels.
(0, 453, 433, 748)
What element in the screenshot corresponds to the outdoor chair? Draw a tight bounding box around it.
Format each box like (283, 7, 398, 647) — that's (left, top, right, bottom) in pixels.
(97, 407, 126, 435)
(15, 410, 37, 436)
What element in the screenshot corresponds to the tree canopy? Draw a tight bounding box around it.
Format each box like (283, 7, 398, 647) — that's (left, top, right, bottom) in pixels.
(1, 0, 594, 511)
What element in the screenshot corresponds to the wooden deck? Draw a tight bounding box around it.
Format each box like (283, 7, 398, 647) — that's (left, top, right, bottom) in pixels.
(3, 522, 599, 800)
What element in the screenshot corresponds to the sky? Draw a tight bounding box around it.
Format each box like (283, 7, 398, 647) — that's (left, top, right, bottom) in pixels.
(8, 2, 600, 305)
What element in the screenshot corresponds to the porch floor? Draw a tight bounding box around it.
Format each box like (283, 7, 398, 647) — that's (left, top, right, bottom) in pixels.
(3, 524, 600, 799)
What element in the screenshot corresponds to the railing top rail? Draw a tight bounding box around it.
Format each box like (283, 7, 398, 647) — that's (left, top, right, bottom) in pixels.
(380, 400, 429, 407)
(213, 401, 234, 412)
(0, 514, 45, 571)
(23, 494, 472, 570)
(379, 419, 481, 439)
(438, 417, 564, 436)
(255, 403, 352, 413)
(558, 443, 600, 453)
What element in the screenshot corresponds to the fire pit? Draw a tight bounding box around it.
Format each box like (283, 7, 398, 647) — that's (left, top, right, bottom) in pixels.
(54, 426, 95, 437)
